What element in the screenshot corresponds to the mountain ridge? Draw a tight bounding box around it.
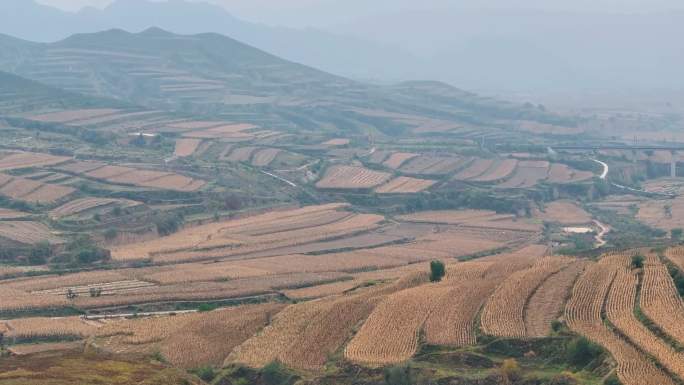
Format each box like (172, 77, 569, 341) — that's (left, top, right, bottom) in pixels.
(0, 0, 420, 82)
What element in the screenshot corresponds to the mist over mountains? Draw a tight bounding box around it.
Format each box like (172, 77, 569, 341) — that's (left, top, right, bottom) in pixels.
(1, 0, 421, 82)
(2, 0, 684, 95)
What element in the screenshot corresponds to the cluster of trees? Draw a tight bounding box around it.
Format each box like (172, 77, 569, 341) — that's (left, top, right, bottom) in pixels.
(404, 190, 528, 215)
(27, 235, 110, 267)
(667, 263, 684, 296)
(154, 213, 185, 236)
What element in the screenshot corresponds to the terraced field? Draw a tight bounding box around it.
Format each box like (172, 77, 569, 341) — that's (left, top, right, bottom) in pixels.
(565, 256, 677, 385)
(374, 176, 435, 193)
(382, 152, 419, 169)
(524, 261, 586, 337)
(0, 151, 70, 171)
(399, 155, 466, 175)
(50, 197, 142, 219)
(28, 109, 121, 123)
(535, 201, 592, 225)
(55, 161, 206, 192)
(498, 161, 550, 189)
(641, 253, 684, 346)
(173, 138, 202, 157)
(480, 256, 571, 338)
(97, 303, 284, 368)
(0, 221, 62, 246)
(316, 165, 391, 190)
(470, 159, 518, 182)
(0, 173, 75, 204)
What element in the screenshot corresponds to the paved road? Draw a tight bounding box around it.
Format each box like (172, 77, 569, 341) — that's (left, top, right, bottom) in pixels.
(592, 159, 609, 179)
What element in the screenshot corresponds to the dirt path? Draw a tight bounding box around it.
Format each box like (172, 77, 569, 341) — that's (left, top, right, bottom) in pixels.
(261, 170, 297, 187)
(593, 219, 609, 247)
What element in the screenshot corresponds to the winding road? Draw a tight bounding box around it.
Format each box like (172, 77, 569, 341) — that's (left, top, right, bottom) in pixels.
(592, 158, 609, 179)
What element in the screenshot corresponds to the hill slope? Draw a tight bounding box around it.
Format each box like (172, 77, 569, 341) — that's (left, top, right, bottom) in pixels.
(0, 70, 126, 114)
(0, 28, 572, 135)
(0, 0, 419, 82)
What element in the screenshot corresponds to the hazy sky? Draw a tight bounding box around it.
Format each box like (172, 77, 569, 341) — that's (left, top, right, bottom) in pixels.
(37, 0, 684, 27)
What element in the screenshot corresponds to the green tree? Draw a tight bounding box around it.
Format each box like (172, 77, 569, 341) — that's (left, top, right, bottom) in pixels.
(430, 260, 446, 282)
(28, 241, 52, 265)
(193, 367, 216, 382)
(197, 303, 217, 312)
(262, 361, 293, 385)
(104, 228, 118, 241)
(672, 228, 683, 241)
(384, 364, 413, 385)
(631, 255, 645, 269)
(566, 337, 602, 367)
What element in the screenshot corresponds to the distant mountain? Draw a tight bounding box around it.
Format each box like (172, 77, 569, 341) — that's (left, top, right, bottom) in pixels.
(0, 28, 570, 135)
(0, 0, 420, 82)
(0, 28, 351, 106)
(330, 8, 684, 93)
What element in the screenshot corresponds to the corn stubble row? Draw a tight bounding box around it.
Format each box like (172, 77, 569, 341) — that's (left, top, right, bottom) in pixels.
(228, 272, 429, 370)
(344, 252, 544, 366)
(641, 253, 684, 346)
(604, 256, 684, 380)
(524, 260, 587, 337)
(480, 256, 572, 338)
(97, 303, 284, 368)
(1, 316, 99, 340)
(111, 203, 348, 261)
(13, 242, 684, 379)
(565, 256, 675, 385)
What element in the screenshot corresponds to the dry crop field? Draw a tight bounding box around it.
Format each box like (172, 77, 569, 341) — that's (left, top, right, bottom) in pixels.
(480, 256, 572, 338)
(374, 176, 435, 194)
(316, 165, 391, 190)
(5, 241, 684, 384)
(399, 155, 467, 175)
(55, 161, 206, 192)
(589, 194, 645, 215)
(498, 160, 550, 189)
(563, 252, 683, 385)
(452, 158, 496, 181)
(251, 148, 282, 167)
(110, 203, 388, 263)
(181, 123, 275, 141)
(28, 109, 121, 124)
(49, 197, 142, 219)
(0, 173, 75, 204)
(173, 138, 202, 157)
(223, 146, 259, 163)
(0, 221, 62, 246)
(469, 159, 518, 182)
(398, 209, 542, 232)
(636, 196, 684, 231)
(382, 152, 419, 169)
(547, 163, 594, 184)
(534, 200, 592, 225)
(0, 208, 29, 219)
(0, 151, 70, 171)
(321, 138, 350, 146)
